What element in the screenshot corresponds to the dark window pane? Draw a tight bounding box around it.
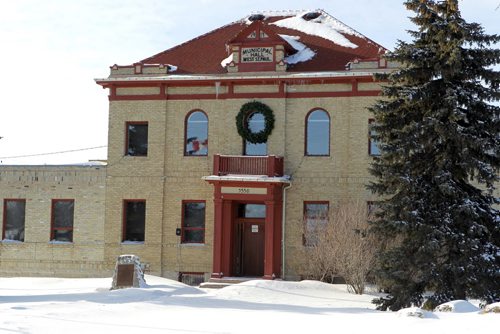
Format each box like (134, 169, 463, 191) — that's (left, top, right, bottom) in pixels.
(238, 204, 266, 218)
(184, 202, 205, 228)
(127, 123, 148, 156)
(304, 203, 329, 246)
(54, 201, 74, 228)
(306, 110, 329, 155)
(305, 203, 329, 218)
(52, 200, 74, 242)
(182, 202, 205, 243)
(244, 112, 267, 156)
(183, 229, 204, 243)
(4, 200, 25, 241)
(185, 112, 208, 156)
(124, 201, 145, 242)
(53, 230, 73, 242)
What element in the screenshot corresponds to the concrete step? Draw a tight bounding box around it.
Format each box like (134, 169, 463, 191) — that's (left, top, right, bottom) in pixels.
(198, 282, 231, 289)
(199, 277, 257, 289)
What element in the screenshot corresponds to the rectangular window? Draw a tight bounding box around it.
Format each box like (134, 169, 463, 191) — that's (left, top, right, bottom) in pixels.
(182, 201, 205, 244)
(369, 119, 381, 156)
(51, 199, 74, 242)
(303, 201, 329, 247)
(126, 122, 148, 156)
(237, 203, 266, 218)
(3, 199, 26, 241)
(123, 200, 146, 242)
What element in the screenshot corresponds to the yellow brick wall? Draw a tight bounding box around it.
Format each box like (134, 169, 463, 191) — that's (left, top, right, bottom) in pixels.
(103, 83, 380, 280)
(287, 83, 352, 92)
(116, 87, 161, 95)
(168, 85, 227, 95)
(233, 84, 280, 93)
(0, 166, 107, 277)
(3, 80, 496, 280)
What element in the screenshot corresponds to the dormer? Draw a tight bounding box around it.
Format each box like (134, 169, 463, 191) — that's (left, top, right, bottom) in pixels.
(224, 19, 293, 73)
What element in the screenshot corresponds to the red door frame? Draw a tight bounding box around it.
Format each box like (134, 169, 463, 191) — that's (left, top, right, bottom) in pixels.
(206, 180, 284, 279)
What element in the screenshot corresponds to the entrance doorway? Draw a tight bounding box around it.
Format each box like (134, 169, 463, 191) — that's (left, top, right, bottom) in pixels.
(232, 203, 265, 277)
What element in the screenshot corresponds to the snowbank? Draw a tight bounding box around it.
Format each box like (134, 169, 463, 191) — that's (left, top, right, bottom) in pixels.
(434, 300, 480, 313)
(0, 276, 498, 334)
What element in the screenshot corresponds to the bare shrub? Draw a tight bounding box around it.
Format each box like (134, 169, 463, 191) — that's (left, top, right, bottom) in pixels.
(303, 200, 378, 294)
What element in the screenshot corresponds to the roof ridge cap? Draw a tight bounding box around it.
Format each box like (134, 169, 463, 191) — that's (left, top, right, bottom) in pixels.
(249, 9, 310, 17)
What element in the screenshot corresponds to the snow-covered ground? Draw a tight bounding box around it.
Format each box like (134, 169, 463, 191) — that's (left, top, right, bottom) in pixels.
(0, 276, 497, 333)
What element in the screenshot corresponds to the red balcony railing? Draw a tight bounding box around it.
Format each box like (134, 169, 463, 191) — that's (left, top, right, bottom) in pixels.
(213, 155, 284, 177)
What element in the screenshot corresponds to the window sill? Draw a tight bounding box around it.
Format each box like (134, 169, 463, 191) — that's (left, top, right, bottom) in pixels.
(49, 240, 73, 244)
(180, 243, 206, 247)
(121, 241, 145, 245)
(1, 239, 24, 244)
(305, 155, 330, 157)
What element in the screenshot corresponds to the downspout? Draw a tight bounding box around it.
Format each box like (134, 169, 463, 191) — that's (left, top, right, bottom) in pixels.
(281, 181, 292, 280)
(281, 79, 292, 280)
(160, 85, 168, 277)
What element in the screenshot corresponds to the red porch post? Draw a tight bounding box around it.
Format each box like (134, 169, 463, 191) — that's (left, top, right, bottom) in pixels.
(213, 154, 221, 176)
(221, 200, 233, 276)
(263, 200, 275, 279)
(211, 198, 223, 278)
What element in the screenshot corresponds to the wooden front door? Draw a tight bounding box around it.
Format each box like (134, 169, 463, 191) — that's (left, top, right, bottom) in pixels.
(232, 220, 265, 277)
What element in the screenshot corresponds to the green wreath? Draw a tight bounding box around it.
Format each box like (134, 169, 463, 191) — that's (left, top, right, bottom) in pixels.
(236, 101, 275, 144)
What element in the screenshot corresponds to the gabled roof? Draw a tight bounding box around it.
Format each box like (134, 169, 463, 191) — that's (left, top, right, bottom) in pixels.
(228, 20, 287, 46)
(139, 9, 386, 74)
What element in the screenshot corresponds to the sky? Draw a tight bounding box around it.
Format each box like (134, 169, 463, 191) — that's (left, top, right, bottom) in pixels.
(0, 0, 498, 165)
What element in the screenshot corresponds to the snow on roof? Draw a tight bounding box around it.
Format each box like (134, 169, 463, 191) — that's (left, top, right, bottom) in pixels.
(271, 10, 360, 49)
(279, 34, 315, 64)
(220, 53, 233, 68)
(122, 9, 385, 75)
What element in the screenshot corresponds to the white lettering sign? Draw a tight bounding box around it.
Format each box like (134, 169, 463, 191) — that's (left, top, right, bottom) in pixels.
(221, 187, 267, 195)
(241, 47, 274, 63)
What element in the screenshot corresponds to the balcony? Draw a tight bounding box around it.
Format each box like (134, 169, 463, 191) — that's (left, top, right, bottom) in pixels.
(213, 154, 284, 177)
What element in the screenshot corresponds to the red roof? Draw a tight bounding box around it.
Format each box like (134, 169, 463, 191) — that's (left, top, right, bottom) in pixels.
(140, 10, 385, 75)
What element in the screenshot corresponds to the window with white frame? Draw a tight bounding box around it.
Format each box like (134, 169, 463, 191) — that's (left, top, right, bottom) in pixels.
(306, 109, 330, 156)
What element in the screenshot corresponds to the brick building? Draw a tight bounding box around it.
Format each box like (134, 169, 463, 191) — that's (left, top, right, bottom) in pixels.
(1, 10, 395, 280)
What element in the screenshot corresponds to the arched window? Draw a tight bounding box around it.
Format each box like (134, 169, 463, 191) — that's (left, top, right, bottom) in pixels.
(244, 112, 267, 156)
(185, 111, 208, 156)
(305, 109, 330, 156)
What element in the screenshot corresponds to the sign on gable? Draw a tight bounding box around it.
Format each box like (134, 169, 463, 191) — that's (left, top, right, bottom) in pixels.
(241, 47, 274, 63)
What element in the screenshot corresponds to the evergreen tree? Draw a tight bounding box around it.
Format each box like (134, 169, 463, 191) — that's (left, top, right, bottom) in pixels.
(368, 0, 500, 311)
